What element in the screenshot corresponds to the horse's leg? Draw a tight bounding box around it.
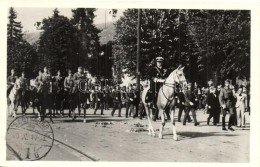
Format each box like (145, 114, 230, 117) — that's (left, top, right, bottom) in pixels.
(145, 105, 156, 137)
(158, 109, 165, 139)
(170, 108, 178, 141)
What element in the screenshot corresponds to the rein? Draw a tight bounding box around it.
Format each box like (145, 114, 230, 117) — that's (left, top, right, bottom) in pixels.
(159, 71, 186, 109)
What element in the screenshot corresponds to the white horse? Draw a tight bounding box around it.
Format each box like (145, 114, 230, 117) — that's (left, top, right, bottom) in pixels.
(141, 65, 186, 140)
(7, 78, 21, 118)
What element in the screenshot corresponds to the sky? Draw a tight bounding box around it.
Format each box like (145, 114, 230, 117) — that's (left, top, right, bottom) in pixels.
(14, 8, 124, 32)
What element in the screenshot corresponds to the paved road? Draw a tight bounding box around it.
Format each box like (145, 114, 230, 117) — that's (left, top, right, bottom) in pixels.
(6, 107, 250, 162)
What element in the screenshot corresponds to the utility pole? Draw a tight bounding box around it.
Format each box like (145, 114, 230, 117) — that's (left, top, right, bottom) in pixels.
(136, 9, 141, 115)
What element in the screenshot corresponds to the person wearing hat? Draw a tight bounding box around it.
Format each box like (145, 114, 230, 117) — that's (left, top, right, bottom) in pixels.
(111, 85, 122, 117)
(73, 66, 86, 116)
(63, 69, 74, 117)
(53, 70, 64, 116)
(206, 86, 220, 125)
(147, 56, 168, 121)
(183, 82, 200, 126)
(93, 85, 104, 115)
(219, 79, 236, 131)
(125, 84, 137, 118)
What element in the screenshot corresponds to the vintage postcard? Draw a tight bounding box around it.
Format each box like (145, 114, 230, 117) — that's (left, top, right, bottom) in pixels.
(0, 0, 259, 166)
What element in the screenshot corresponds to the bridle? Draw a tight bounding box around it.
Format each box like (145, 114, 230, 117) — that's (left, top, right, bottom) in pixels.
(161, 70, 186, 103)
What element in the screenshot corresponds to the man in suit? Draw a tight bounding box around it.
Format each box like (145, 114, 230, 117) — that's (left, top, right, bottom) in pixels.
(219, 79, 236, 131)
(207, 86, 220, 125)
(183, 82, 200, 126)
(178, 87, 192, 122)
(111, 85, 122, 117)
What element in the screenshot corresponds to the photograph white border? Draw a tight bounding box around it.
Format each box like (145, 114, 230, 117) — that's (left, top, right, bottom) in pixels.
(0, 0, 259, 167)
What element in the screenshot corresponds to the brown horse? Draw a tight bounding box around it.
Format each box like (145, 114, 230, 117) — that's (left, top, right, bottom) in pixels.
(142, 65, 186, 140)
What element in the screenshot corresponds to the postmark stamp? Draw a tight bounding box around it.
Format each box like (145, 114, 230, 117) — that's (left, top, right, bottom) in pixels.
(6, 116, 54, 161)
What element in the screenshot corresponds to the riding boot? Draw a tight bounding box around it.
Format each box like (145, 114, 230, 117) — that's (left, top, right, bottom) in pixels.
(222, 117, 227, 130)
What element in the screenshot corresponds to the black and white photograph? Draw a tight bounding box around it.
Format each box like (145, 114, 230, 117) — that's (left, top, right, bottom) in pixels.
(1, 0, 260, 165)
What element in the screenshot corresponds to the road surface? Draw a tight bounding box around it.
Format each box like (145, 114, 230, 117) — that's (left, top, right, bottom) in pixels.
(6, 107, 250, 162)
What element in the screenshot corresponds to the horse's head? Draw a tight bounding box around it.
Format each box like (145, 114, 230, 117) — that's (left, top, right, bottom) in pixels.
(173, 65, 187, 88)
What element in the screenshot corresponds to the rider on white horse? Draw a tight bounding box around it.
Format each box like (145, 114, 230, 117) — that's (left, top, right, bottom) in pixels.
(146, 57, 169, 120)
(7, 69, 17, 97)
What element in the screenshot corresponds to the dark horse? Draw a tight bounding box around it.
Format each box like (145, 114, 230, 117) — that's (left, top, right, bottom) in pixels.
(36, 81, 54, 123)
(53, 78, 64, 117)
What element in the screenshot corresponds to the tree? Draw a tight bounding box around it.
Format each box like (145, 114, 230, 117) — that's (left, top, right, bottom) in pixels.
(113, 9, 185, 80)
(38, 8, 81, 74)
(7, 7, 37, 76)
(71, 8, 101, 75)
(187, 10, 250, 85)
(113, 9, 250, 86)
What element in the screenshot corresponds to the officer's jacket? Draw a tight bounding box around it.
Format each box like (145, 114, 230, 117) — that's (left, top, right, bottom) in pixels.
(96, 90, 104, 102)
(219, 88, 235, 108)
(64, 76, 74, 89)
(73, 72, 85, 84)
(19, 77, 28, 90)
(112, 90, 121, 102)
(7, 75, 17, 86)
(150, 67, 168, 80)
(126, 89, 137, 103)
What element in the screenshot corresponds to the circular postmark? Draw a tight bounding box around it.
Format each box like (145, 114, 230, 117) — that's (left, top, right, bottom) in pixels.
(6, 116, 54, 161)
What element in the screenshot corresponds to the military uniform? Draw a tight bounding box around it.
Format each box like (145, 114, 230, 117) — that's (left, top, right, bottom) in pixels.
(94, 88, 104, 115)
(64, 75, 74, 91)
(149, 66, 168, 104)
(19, 76, 29, 90)
(73, 72, 86, 86)
(73, 72, 86, 115)
(111, 88, 122, 117)
(125, 88, 137, 118)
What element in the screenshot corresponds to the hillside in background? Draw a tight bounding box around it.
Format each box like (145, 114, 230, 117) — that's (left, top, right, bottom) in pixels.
(23, 21, 116, 46)
(23, 30, 43, 45)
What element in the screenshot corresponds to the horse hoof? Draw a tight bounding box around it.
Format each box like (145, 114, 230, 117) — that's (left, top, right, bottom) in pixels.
(148, 132, 152, 136)
(152, 133, 156, 137)
(83, 119, 86, 123)
(159, 134, 163, 139)
(173, 136, 178, 141)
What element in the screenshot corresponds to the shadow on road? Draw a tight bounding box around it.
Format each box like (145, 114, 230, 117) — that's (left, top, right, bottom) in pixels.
(164, 131, 239, 139)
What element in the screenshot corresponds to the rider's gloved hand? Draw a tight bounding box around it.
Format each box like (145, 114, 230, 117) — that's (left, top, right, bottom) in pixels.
(157, 79, 165, 83)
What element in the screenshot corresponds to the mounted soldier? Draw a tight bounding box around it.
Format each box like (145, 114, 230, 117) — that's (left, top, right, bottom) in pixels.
(7, 69, 18, 97)
(146, 56, 168, 120)
(19, 71, 30, 113)
(63, 69, 73, 116)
